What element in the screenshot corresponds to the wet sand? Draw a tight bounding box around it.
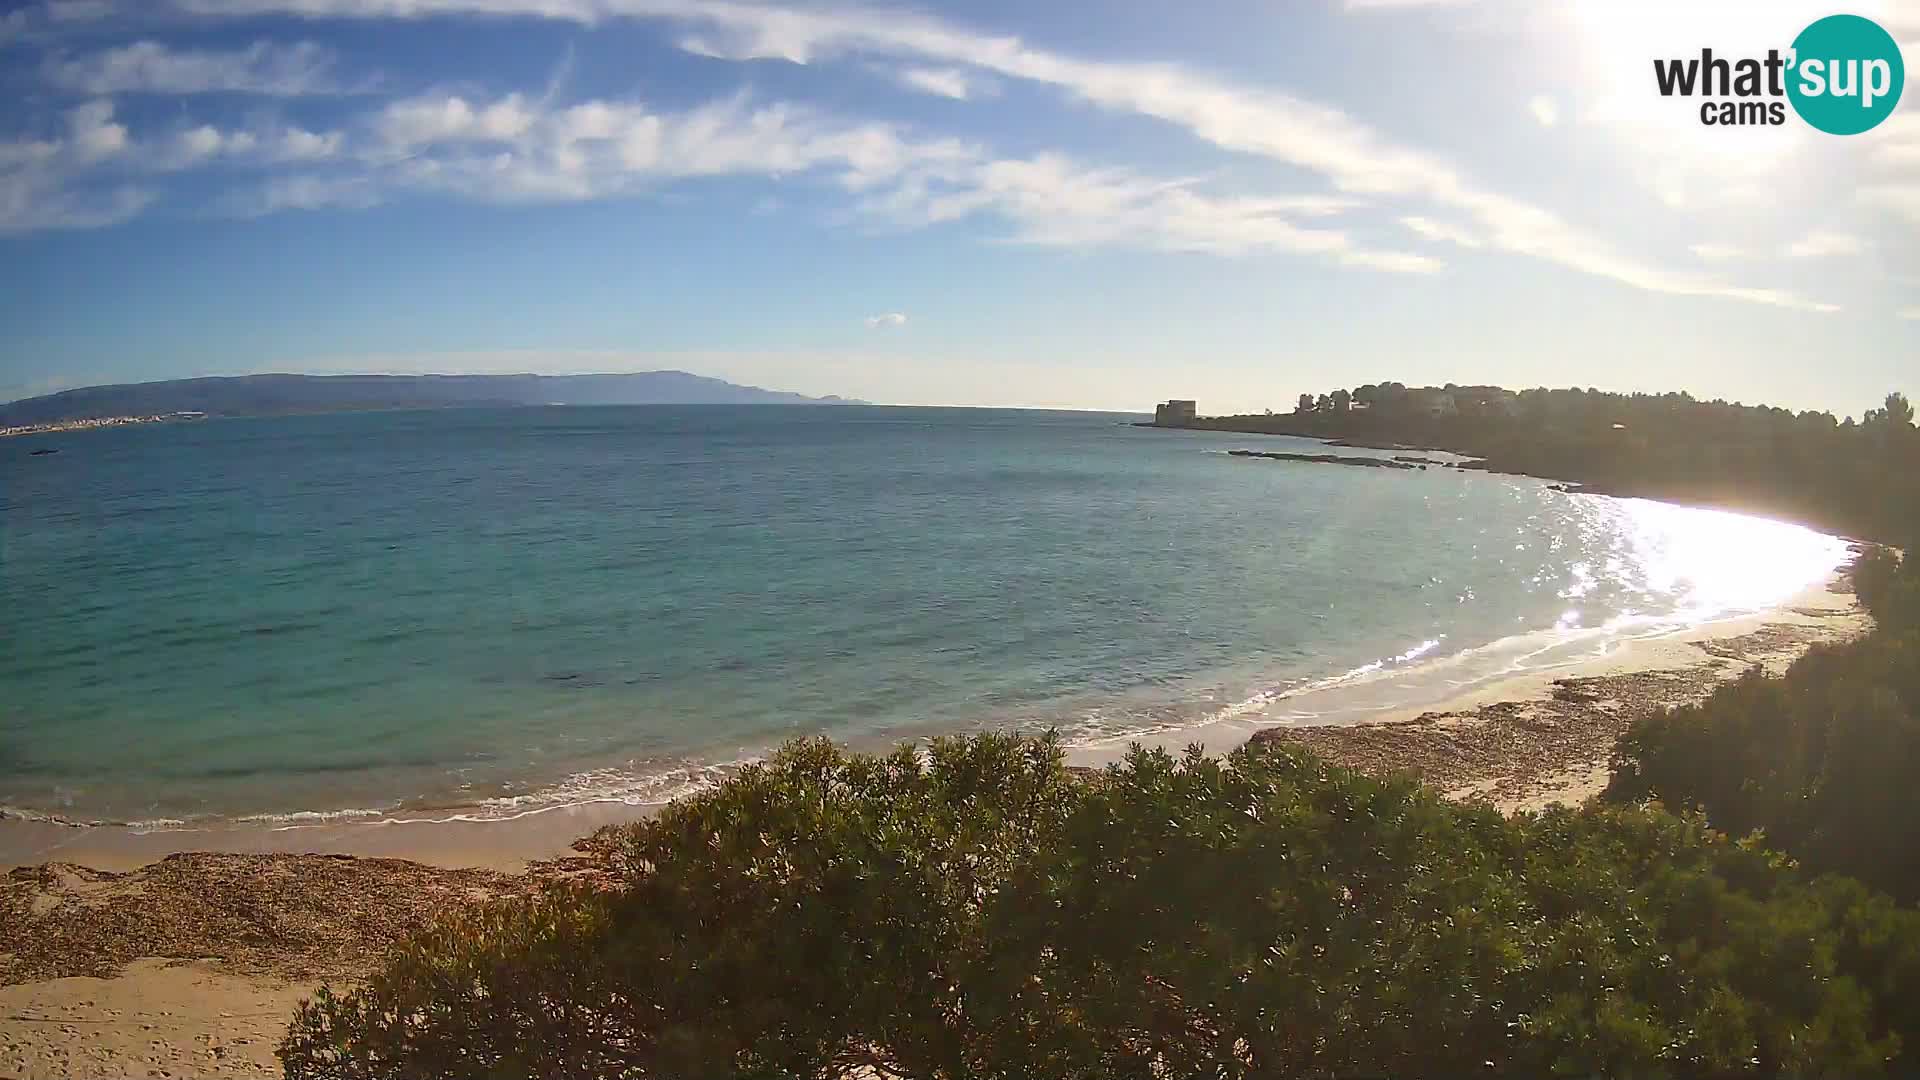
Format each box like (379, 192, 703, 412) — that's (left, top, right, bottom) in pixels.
(0, 569, 1872, 1078)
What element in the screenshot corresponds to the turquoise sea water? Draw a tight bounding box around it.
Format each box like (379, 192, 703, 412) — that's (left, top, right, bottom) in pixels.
(0, 406, 1847, 824)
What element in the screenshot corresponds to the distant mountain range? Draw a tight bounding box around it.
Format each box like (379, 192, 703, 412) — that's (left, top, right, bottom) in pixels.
(0, 372, 861, 425)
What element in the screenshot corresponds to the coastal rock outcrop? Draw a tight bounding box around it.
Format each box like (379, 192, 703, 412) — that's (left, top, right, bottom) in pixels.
(1227, 449, 1418, 470)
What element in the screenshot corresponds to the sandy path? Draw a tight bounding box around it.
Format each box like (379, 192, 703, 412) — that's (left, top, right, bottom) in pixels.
(0, 961, 308, 1079)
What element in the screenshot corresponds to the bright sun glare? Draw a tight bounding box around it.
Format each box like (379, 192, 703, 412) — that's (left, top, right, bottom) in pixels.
(1558, 0, 1840, 199)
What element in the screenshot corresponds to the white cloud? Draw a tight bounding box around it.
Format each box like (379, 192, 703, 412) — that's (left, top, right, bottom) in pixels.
(44, 40, 355, 96)
(0, 172, 151, 232)
(217, 174, 381, 216)
(272, 127, 344, 162)
(862, 152, 1428, 268)
(1900, 306, 1920, 320)
(1340, 249, 1444, 273)
(155, 0, 1837, 310)
(895, 67, 985, 101)
(376, 92, 539, 148)
(0, 95, 356, 230)
(1689, 242, 1745, 261)
(0, 82, 1421, 265)
(1400, 215, 1481, 248)
(347, 91, 1430, 271)
(1782, 230, 1868, 258)
(66, 99, 129, 162)
(0, 101, 148, 231)
(1869, 113, 1920, 170)
(864, 312, 907, 328)
(0, 0, 1866, 311)
(1863, 184, 1920, 226)
(1526, 94, 1557, 127)
(153, 124, 258, 170)
(144, 121, 341, 169)
(0, 0, 111, 42)
(355, 91, 980, 204)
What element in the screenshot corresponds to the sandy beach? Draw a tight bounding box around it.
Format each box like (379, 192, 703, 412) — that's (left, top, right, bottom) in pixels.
(0, 567, 1872, 1078)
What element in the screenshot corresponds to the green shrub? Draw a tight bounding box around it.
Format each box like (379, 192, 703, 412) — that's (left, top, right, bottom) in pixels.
(283, 735, 1920, 1078)
(1608, 550, 1920, 903)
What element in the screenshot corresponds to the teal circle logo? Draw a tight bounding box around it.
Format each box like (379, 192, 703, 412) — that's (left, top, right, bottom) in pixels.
(1787, 14, 1904, 135)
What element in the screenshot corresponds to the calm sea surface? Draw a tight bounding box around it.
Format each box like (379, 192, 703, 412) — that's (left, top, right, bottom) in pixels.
(0, 405, 1847, 823)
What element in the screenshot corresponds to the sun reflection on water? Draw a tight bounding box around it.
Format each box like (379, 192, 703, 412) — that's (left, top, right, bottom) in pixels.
(1592, 496, 1850, 623)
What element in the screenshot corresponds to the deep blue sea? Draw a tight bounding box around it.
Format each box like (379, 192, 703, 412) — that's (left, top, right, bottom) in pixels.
(0, 406, 1847, 824)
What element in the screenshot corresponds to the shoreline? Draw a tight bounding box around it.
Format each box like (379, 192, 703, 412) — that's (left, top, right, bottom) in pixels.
(1157, 421, 1882, 544)
(1065, 568, 1867, 802)
(0, 565, 1873, 1078)
(0, 554, 1867, 874)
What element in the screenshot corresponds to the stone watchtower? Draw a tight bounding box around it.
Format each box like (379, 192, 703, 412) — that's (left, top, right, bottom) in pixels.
(1153, 400, 1198, 427)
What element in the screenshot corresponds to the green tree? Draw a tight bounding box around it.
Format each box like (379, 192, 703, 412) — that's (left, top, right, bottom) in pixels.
(1885, 392, 1914, 430)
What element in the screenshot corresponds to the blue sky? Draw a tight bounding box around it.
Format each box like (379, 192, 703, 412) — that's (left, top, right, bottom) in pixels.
(2, 0, 1917, 413)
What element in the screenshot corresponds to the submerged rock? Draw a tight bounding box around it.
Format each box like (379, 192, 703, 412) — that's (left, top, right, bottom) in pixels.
(1226, 449, 1418, 470)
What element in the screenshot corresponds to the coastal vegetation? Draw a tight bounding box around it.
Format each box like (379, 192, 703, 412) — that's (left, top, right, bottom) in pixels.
(1609, 545, 1920, 904)
(281, 734, 1920, 1078)
(1228, 382, 1920, 902)
(276, 384, 1920, 1078)
(1205, 383, 1920, 901)
(1197, 383, 1920, 543)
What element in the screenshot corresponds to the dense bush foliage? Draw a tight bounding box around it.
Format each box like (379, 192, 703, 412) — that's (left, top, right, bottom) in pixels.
(1215, 386, 1920, 542)
(1609, 546, 1920, 904)
(282, 734, 1920, 1078)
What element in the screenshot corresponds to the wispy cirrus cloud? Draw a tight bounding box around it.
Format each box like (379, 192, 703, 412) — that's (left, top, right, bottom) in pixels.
(126, 0, 1838, 311)
(7, 75, 1418, 273)
(217, 88, 1427, 271)
(0, 0, 1848, 311)
(1689, 242, 1746, 261)
(215, 174, 381, 216)
(861, 153, 1421, 268)
(43, 40, 365, 96)
(0, 175, 152, 232)
(1862, 184, 1920, 227)
(1400, 215, 1482, 248)
(893, 66, 988, 101)
(1782, 230, 1868, 259)
(0, 0, 110, 46)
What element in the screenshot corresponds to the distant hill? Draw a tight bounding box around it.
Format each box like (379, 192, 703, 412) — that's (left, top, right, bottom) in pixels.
(0, 372, 861, 426)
